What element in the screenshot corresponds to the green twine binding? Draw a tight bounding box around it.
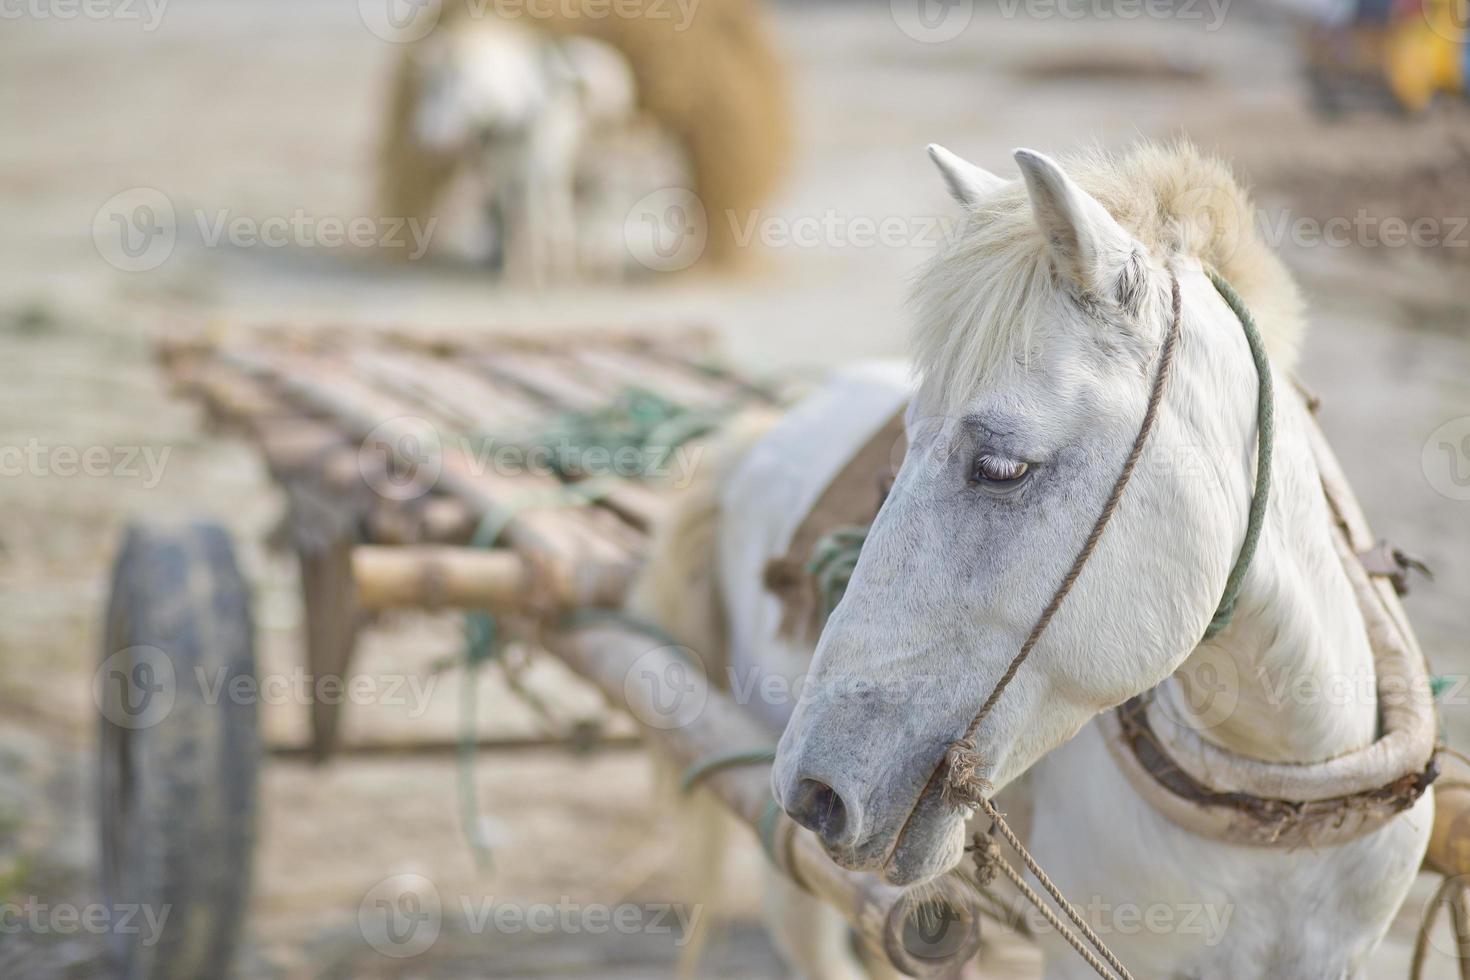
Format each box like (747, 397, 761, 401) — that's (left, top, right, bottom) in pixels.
(808, 525, 870, 620)
(456, 479, 618, 870)
(448, 386, 750, 869)
(678, 748, 778, 795)
(1203, 270, 1274, 640)
(757, 799, 785, 865)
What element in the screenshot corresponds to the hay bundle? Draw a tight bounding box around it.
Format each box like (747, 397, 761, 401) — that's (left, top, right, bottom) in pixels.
(379, 0, 791, 267)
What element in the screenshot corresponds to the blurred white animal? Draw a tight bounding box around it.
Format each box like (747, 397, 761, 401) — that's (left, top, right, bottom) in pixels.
(410, 21, 638, 284)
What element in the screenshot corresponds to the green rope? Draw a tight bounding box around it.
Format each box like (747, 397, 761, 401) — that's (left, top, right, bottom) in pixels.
(1203, 271, 1275, 640)
(679, 748, 778, 794)
(513, 387, 725, 481)
(456, 479, 618, 870)
(801, 274, 1272, 644)
(757, 798, 785, 866)
(808, 525, 870, 620)
(559, 607, 690, 653)
(440, 384, 760, 869)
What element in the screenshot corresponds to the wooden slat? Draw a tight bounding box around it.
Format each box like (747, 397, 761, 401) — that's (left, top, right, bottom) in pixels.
(222, 348, 642, 608)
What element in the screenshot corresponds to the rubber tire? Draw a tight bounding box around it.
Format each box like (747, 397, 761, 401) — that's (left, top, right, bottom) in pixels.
(98, 522, 259, 980)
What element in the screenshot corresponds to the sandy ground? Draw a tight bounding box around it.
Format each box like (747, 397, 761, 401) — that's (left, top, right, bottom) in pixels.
(1, 0, 1468, 976)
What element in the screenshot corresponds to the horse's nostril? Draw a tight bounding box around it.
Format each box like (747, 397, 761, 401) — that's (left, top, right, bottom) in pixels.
(787, 777, 850, 846)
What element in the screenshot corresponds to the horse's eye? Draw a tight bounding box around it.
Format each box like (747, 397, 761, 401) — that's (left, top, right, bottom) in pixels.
(974, 454, 1028, 484)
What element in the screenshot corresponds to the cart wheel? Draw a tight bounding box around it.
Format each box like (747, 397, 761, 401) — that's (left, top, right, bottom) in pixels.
(97, 521, 259, 980)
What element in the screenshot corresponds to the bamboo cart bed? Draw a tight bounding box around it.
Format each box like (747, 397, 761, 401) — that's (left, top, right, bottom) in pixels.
(143, 325, 987, 977)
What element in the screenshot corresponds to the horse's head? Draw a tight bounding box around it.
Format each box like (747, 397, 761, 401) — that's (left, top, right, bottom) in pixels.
(772, 143, 1296, 884)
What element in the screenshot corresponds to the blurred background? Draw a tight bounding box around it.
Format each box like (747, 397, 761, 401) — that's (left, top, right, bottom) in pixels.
(1, 0, 1468, 976)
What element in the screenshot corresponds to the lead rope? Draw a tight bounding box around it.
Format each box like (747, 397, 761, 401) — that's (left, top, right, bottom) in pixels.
(943, 272, 1275, 980)
(944, 278, 1184, 810)
(944, 278, 1186, 980)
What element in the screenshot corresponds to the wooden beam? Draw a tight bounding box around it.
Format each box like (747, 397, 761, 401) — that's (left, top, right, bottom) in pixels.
(540, 620, 984, 977)
(353, 545, 529, 610)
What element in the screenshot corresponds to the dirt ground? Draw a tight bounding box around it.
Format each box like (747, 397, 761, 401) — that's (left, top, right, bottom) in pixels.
(2, 0, 1469, 977)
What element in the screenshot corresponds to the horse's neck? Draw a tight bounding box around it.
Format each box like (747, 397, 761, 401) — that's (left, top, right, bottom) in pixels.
(1162, 394, 1379, 764)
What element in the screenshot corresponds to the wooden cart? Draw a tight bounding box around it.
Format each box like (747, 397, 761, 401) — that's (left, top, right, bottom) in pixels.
(95, 324, 1470, 979)
(94, 325, 985, 980)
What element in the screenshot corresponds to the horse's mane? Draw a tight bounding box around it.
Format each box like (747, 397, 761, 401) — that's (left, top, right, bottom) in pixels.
(911, 140, 1305, 406)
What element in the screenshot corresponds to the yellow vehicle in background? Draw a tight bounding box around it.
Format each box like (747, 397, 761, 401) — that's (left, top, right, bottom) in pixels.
(1306, 0, 1470, 114)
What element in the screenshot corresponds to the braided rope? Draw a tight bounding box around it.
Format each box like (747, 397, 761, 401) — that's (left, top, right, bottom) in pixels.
(943, 278, 1184, 810)
(937, 272, 1280, 979)
(1202, 270, 1275, 639)
(1410, 875, 1467, 979)
(974, 798, 1135, 979)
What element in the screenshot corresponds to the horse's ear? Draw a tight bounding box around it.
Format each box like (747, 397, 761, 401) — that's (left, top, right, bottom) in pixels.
(1014, 149, 1136, 297)
(927, 144, 1004, 209)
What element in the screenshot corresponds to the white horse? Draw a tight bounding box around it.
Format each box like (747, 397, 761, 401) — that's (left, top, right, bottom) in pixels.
(410, 20, 637, 283)
(639, 141, 1434, 978)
